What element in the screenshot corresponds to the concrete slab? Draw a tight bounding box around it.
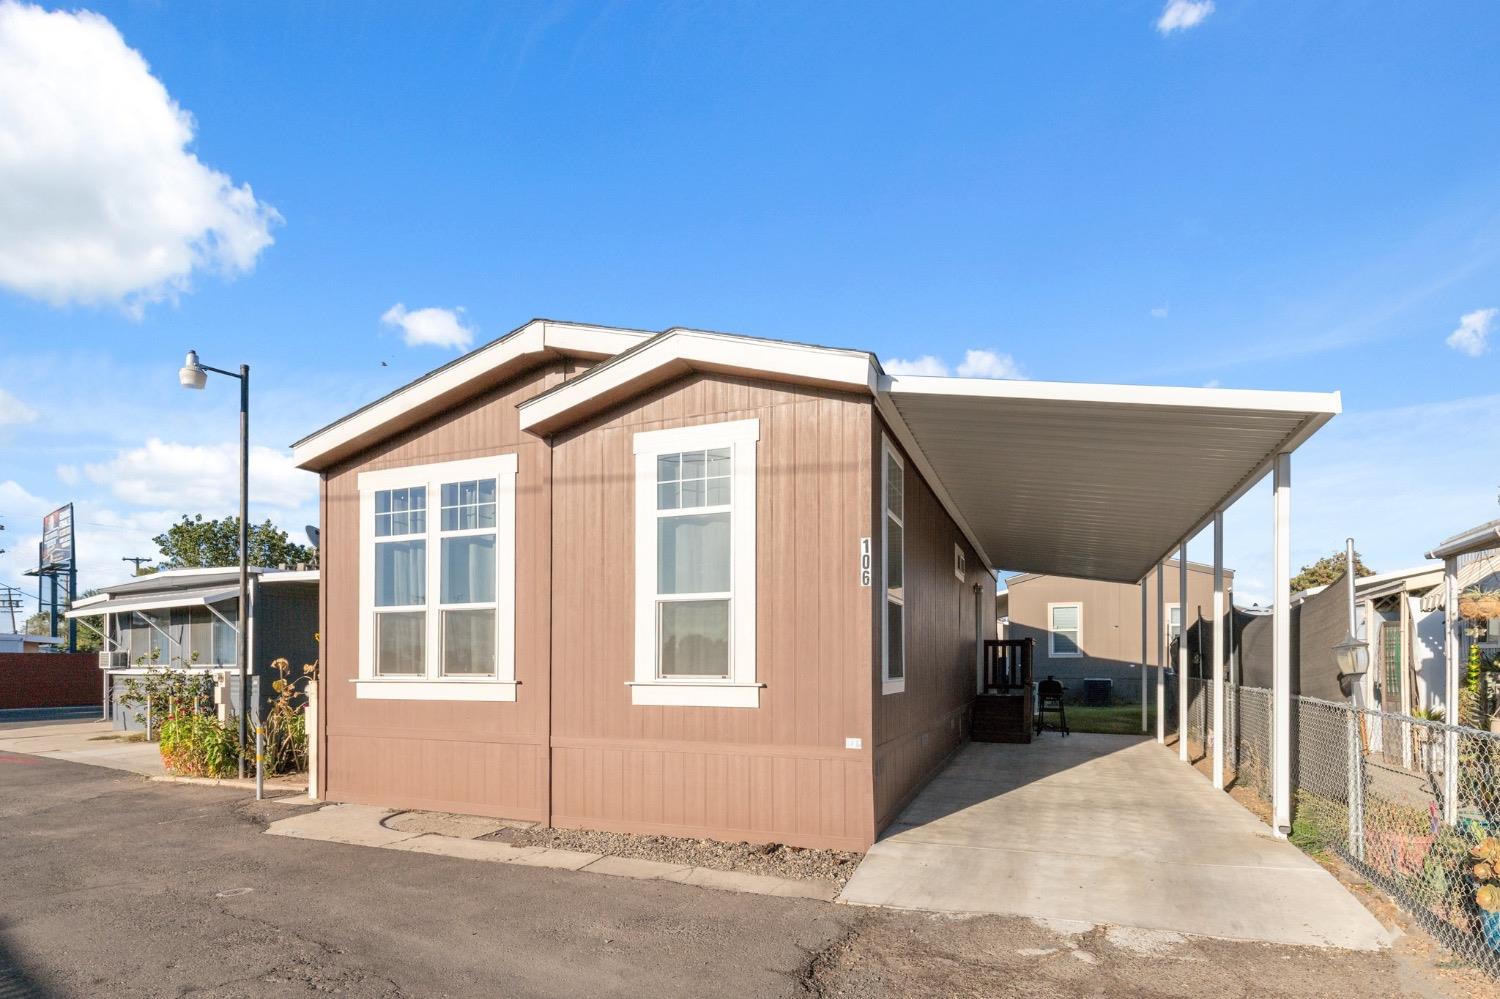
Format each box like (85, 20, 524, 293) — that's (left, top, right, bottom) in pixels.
(265, 804, 415, 848)
(840, 733, 1391, 951)
(392, 834, 541, 863)
(0, 718, 164, 777)
(506, 847, 603, 871)
(580, 855, 693, 880)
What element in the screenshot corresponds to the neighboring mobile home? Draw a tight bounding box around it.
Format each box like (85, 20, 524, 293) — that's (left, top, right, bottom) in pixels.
(66, 567, 319, 731)
(1003, 561, 1233, 703)
(293, 319, 1341, 850)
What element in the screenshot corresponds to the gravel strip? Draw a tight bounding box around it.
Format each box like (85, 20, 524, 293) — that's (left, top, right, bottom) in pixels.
(485, 826, 863, 886)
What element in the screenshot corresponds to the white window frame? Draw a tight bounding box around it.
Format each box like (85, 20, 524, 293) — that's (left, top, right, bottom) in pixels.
(631, 419, 760, 708)
(882, 438, 905, 695)
(356, 454, 518, 701)
(1047, 602, 1083, 658)
(953, 543, 967, 582)
(1166, 603, 1182, 642)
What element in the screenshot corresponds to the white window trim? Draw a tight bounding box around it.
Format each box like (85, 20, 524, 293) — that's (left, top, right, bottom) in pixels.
(1047, 601, 1083, 658)
(1165, 603, 1182, 642)
(882, 438, 905, 695)
(953, 543, 966, 582)
(355, 454, 518, 701)
(631, 419, 760, 708)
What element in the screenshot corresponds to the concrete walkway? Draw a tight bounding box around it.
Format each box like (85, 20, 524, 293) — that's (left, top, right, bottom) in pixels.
(267, 803, 837, 901)
(0, 717, 165, 776)
(840, 733, 1391, 950)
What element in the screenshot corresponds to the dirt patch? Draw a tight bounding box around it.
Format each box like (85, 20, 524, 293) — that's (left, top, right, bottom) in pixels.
(484, 825, 862, 885)
(805, 910, 1496, 998)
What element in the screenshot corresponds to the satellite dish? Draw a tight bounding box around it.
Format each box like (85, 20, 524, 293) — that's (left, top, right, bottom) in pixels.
(305, 525, 320, 548)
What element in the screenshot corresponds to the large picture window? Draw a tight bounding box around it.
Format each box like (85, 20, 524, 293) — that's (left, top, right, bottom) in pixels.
(357, 454, 517, 700)
(632, 419, 759, 707)
(882, 440, 905, 694)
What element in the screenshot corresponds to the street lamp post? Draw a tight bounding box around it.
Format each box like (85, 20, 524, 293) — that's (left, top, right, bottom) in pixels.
(1332, 537, 1371, 700)
(179, 350, 251, 779)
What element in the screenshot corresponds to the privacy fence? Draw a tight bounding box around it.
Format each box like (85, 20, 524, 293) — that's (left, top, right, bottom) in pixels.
(1182, 678, 1500, 978)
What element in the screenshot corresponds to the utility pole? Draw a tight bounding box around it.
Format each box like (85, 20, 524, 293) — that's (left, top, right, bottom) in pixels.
(122, 556, 153, 575)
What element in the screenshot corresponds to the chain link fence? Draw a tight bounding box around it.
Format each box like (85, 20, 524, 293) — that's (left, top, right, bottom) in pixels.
(1220, 685, 1500, 977)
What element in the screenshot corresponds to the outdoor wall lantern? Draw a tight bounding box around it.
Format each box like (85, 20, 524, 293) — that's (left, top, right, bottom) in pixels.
(1334, 537, 1370, 698)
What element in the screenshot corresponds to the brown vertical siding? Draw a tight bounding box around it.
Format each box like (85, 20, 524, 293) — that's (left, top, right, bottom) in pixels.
(549, 373, 876, 851)
(318, 363, 573, 821)
(871, 418, 996, 832)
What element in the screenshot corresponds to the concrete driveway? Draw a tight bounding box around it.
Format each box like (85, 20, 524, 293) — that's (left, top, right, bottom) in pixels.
(0, 716, 164, 776)
(841, 733, 1390, 950)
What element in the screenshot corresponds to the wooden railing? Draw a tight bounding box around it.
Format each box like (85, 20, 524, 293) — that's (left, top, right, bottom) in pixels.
(982, 638, 1034, 694)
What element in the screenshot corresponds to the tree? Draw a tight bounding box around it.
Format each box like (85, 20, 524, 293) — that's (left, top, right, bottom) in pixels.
(1290, 550, 1375, 594)
(153, 515, 317, 570)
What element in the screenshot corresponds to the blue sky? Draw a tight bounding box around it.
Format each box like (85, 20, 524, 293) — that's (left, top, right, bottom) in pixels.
(0, 0, 1497, 614)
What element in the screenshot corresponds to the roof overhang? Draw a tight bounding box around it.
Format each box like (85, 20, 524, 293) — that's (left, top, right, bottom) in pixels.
(1426, 519, 1500, 561)
(293, 319, 653, 471)
(517, 329, 877, 437)
(879, 376, 1341, 583)
(65, 586, 240, 619)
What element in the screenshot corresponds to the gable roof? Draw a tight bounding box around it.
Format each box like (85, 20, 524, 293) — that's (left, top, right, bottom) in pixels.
(291, 319, 652, 471)
(291, 317, 1341, 585)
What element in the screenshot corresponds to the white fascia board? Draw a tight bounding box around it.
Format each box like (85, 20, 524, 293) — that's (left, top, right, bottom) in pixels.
(64, 587, 240, 619)
(517, 330, 876, 435)
(69, 593, 111, 611)
(1426, 522, 1500, 560)
(260, 570, 320, 584)
(881, 374, 1343, 417)
(291, 320, 651, 470)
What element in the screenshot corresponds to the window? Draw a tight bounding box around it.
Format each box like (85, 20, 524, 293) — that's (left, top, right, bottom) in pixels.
(357, 454, 517, 700)
(211, 615, 237, 665)
(1049, 603, 1082, 658)
(1166, 605, 1182, 642)
(953, 543, 967, 582)
(1481, 617, 1500, 649)
(632, 419, 760, 707)
(882, 440, 905, 694)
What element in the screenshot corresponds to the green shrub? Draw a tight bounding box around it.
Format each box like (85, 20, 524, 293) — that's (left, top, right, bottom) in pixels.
(158, 711, 240, 777)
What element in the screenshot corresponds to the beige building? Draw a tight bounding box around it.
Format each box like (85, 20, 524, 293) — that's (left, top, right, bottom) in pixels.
(1003, 560, 1233, 702)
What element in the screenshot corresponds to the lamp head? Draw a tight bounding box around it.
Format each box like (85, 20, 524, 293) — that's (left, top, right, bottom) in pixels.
(179, 350, 207, 389)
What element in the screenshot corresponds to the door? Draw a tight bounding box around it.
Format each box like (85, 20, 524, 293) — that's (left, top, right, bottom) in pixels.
(1378, 619, 1407, 765)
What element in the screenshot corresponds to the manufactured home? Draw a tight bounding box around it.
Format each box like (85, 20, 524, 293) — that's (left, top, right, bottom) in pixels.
(293, 319, 1341, 850)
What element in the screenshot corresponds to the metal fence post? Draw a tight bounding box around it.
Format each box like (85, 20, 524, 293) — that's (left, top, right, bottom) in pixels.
(1345, 704, 1364, 862)
(252, 675, 264, 801)
(145, 693, 153, 741)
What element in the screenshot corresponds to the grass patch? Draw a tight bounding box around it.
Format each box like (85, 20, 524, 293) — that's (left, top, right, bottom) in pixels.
(88, 732, 148, 743)
(1062, 704, 1155, 735)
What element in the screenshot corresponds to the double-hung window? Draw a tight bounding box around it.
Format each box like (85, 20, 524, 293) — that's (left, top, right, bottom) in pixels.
(1049, 603, 1082, 658)
(632, 419, 760, 707)
(882, 440, 905, 694)
(357, 454, 517, 700)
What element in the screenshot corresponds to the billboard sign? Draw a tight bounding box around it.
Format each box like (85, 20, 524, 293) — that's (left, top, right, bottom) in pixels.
(39, 503, 74, 568)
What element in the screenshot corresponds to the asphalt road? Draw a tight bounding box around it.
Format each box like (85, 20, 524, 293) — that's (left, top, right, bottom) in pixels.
(0, 755, 849, 998)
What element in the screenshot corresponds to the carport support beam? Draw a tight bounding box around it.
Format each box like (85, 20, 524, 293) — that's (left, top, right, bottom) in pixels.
(1156, 563, 1166, 744)
(1212, 511, 1226, 790)
(1272, 451, 1293, 837)
(1140, 578, 1149, 733)
(1178, 545, 1189, 763)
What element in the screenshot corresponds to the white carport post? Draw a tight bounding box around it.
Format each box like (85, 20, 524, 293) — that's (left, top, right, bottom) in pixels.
(1178, 545, 1189, 763)
(1156, 563, 1166, 744)
(1443, 558, 1460, 825)
(1212, 511, 1226, 790)
(1140, 578, 1149, 733)
(1272, 452, 1293, 837)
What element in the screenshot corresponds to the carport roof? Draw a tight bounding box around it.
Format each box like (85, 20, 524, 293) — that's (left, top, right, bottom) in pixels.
(881, 375, 1340, 583)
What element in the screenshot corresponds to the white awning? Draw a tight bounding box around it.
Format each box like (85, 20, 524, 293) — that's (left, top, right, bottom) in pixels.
(64, 586, 239, 619)
(878, 377, 1340, 583)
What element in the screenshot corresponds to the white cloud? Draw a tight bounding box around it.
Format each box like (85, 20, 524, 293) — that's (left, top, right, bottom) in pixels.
(0, 388, 38, 426)
(1202, 379, 1221, 388)
(381, 303, 476, 350)
(886, 349, 1025, 379)
(956, 349, 1025, 379)
(1150, 306, 1169, 319)
(0, 1, 278, 313)
(55, 464, 79, 485)
(884, 355, 951, 376)
(83, 438, 314, 511)
(1445, 307, 1496, 358)
(1156, 0, 1214, 34)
